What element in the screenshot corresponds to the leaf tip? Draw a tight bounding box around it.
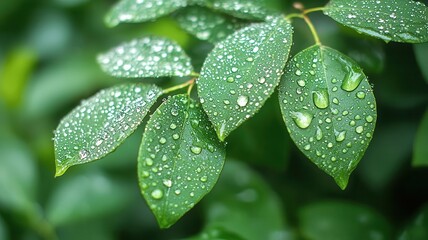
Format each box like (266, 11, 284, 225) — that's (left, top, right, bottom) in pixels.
(335, 175, 350, 190)
(54, 164, 69, 177)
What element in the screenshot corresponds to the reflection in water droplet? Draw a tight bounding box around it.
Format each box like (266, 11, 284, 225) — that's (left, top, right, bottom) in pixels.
(290, 111, 313, 129)
(151, 189, 163, 199)
(312, 89, 329, 109)
(190, 146, 202, 155)
(342, 67, 364, 91)
(237, 95, 249, 107)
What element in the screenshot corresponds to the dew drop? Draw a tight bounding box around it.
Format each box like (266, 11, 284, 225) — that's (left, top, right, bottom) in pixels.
(200, 176, 208, 182)
(95, 139, 103, 146)
(170, 123, 177, 129)
(355, 126, 364, 134)
(258, 77, 266, 84)
(159, 137, 166, 144)
(356, 91, 366, 99)
(304, 144, 311, 150)
(342, 67, 364, 92)
(151, 189, 163, 199)
(312, 89, 329, 109)
(163, 179, 172, 188)
(227, 77, 234, 83)
(145, 158, 153, 166)
(190, 146, 202, 155)
(295, 69, 302, 76)
(290, 111, 313, 129)
(172, 134, 180, 140)
(237, 95, 249, 107)
(366, 115, 374, 123)
(174, 189, 181, 195)
(79, 149, 89, 159)
(297, 80, 306, 87)
(316, 126, 323, 140)
(335, 130, 346, 142)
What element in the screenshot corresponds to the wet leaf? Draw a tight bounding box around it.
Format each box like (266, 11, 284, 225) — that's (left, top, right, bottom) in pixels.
(97, 37, 193, 78)
(413, 108, 428, 166)
(105, 0, 187, 27)
(175, 6, 246, 44)
(399, 204, 428, 240)
(202, 0, 276, 21)
(138, 94, 226, 228)
(414, 43, 428, 83)
(198, 16, 293, 140)
(299, 201, 392, 240)
(278, 45, 377, 189)
(324, 0, 428, 43)
(54, 83, 162, 176)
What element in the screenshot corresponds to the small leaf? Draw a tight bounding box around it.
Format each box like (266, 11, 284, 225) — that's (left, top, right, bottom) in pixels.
(198, 0, 276, 20)
(198, 16, 293, 140)
(299, 201, 392, 240)
(414, 43, 428, 83)
(54, 83, 162, 176)
(278, 45, 377, 189)
(175, 6, 246, 43)
(138, 94, 226, 228)
(97, 37, 193, 78)
(399, 204, 428, 240)
(413, 108, 428, 166)
(324, 0, 428, 43)
(105, 0, 187, 27)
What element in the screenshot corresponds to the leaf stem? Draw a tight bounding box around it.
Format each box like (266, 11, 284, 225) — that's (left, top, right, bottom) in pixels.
(303, 7, 325, 14)
(302, 14, 321, 45)
(162, 77, 197, 95)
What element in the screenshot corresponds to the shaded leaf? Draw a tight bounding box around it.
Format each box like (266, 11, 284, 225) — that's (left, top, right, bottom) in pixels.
(97, 37, 193, 78)
(105, 0, 187, 27)
(299, 201, 392, 240)
(414, 43, 428, 83)
(324, 0, 428, 43)
(198, 16, 293, 140)
(279, 45, 377, 189)
(186, 226, 245, 240)
(399, 204, 428, 240)
(138, 94, 226, 228)
(54, 83, 162, 176)
(0, 215, 7, 240)
(175, 6, 246, 44)
(413, 109, 428, 166)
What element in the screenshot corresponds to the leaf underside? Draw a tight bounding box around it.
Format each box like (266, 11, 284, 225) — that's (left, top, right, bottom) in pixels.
(279, 45, 377, 189)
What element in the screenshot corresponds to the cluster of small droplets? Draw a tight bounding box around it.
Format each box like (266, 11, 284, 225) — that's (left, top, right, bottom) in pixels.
(211, 0, 272, 20)
(97, 36, 193, 78)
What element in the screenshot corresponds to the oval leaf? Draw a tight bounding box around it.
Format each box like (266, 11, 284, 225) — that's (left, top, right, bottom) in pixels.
(105, 0, 187, 27)
(54, 83, 162, 176)
(413, 108, 428, 166)
(278, 45, 377, 189)
(175, 6, 246, 44)
(97, 37, 193, 78)
(324, 0, 428, 43)
(138, 94, 226, 228)
(198, 16, 293, 140)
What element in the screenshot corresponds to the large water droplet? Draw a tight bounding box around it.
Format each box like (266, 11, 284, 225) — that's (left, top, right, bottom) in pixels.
(290, 111, 313, 129)
(366, 115, 374, 123)
(356, 91, 366, 99)
(237, 95, 249, 107)
(355, 126, 364, 134)
(335, 130, 346, 142)
(316, 126, 323, 140)
(151, 189, 163, 199)
(312, 89, 329, 109)
(190, 146, 202, 155)
(342, 67, 364, 92)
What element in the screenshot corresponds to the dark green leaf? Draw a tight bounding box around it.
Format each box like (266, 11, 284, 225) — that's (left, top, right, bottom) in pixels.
(186, 226, 245, 240)
(200, 0, 276, 20)
(175, 6, 246, 44)
(299, 201, 392, 240)
(97, 37, 193, 78)
(105, 0, 187, 27)
(198, 16, 293, 140)
(54, 83, 162, 176)
(138, 94, 226, 228)
(413, 109, 428, 166)
(324, 0, 428, 43)
(399, 204, 428, 240)
(278, 45, 377, 189)
(0, 215, 7, 240)
(46, 172, 133, 226)
(414, 43, 428, 83)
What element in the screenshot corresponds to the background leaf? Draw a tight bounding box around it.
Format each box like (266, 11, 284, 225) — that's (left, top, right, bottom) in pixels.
(324, 0, 428, 43)
(105, 0, 187, 27)
(197, 16, 293, 140)
(204, 0, 276, 20)
(413, 109, 428, 166)
(414, 43, 428, 84)
(279, 45, 377, 189)
(138, 95, 226, 228)
(299, 201, 392, 240)
(97, 37, 193, 78)
(399, 204, 428, 240)
(54, 83, 162, 176)
(0, 215, 7, 240)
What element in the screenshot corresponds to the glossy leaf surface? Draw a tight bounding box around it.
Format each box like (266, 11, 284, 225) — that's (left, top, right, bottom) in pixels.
(279, 45, 376, 189)
(97, 37, 193, 78)
(138, 95, 225, 228)
(198, 16, 293, 140)
(54, 84, 162, 176)
(324, 0, 428, 43)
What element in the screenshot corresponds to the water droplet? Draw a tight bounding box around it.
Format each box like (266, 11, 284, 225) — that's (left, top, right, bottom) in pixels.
(316, 126, 323, 140)
(295, 69, 302, 76)
(227, 77, 234, 83)
(163, 179, 172, 188)
(366, 115, 374, 123)
(327, 142, 333, 148)
(200, 176, 208, 182)
(174, 189, 181, 195)
(170, 123, 177, 129)
(231, 67, 238, 72)
(356, 91, 366, 99)
(304, 144, 311, 150)
(190, 146, 202, 155)
(237, 95, 249, 107)
(290, 111, 313, 129)
(312, 89, 329, 109)
(172, 134, 180, 140)
(95, 139, 103, 146)
(297, 80, 306, 87)
(223, 100, 230, 105)
(171, 109, 179, 116)
(331, 156, 337, 162)
(159, 137, 166, 144)
(342, 67, 364, 92)
(258, 77, 266, 84)
(145, 158, 153, 166)
(335, 130, 346, 142)
(79, 149, 89, 159)
(350, 120, 356, 126)
(332, 98, 339, 104)
(151, 189, 163, 199)
(355, 126, 364, 133)
(246, 57, 253, 62)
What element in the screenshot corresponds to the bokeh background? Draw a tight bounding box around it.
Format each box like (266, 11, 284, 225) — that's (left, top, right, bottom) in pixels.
(1, 0, 428, 239)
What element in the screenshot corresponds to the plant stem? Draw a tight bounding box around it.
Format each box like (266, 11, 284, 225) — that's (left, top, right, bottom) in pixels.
(302, 14, 321, 45)
(304, 7, 325, 14)
(162, 78, 196, 95)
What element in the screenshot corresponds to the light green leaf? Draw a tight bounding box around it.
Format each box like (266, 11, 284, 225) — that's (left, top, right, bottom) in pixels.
(198, 16, 293, 140)
(138, 94, 226, 228)
(324, 0, 428, 43)
(97, 37, 193, 78)
(414, 43, 428, 83)
(413, 108, 428, 166)
(54, 83, 162, 176)
(175, 6, 246, 44)
(46, 172, 133, 226)
(278, 45, 377, 189)
(299, 201, 392, 240)
(105, 0, 187, 27)
(399, 204, 428, 240)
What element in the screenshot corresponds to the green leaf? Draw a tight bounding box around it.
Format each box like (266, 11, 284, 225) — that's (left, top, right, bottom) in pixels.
(54, 83, 162, 176)
(186, 226, 246, 240)
(278, 45, 377, 189)
(0, 215, 7, 240)
(414, 43, 428, 83)
(97, 37, 193, 78)
(399, 204, 428, 240)
(105, 0, 187, 27)
(138, 94, 226, 228)
(46, 172, 133, 226)
(299, 201, 392, 240)
(413, 108, 428, 166)
(324, 0, 428, 43)
(196, 0, 276, 20)
(175, 6, 246, 44)
(198, 16, 293, 140)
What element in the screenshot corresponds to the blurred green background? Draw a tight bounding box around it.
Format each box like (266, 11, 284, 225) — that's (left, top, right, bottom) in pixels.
(1, 0, 428, 239)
